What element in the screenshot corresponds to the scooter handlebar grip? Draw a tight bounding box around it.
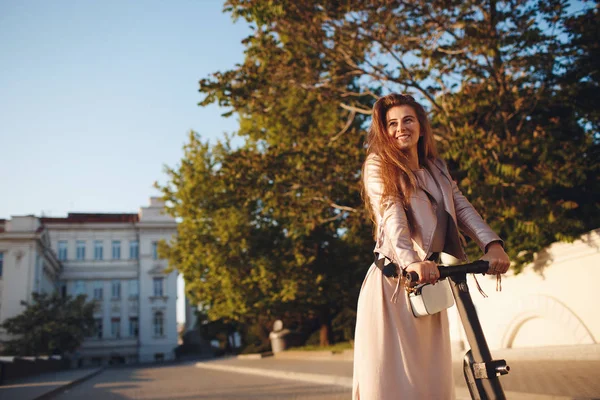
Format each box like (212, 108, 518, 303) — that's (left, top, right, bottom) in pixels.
(406, 271, 419, 284)
(406, 261, 490, 283)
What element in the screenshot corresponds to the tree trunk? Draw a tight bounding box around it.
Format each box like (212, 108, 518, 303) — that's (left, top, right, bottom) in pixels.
(224, 334, 233, 354)
(319, 324, 330, 347)
(229, 333, 237, 355)
(319, 308, 331, 347)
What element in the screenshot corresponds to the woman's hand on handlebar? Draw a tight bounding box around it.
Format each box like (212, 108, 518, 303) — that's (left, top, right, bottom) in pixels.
(480, 242, 510, 275)
(405, 261, 439, 284)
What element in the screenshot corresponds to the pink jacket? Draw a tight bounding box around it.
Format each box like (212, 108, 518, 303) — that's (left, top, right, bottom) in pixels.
(364, 154, 502, 271)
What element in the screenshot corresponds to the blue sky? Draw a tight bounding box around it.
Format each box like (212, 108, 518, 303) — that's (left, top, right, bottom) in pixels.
(0, 0, 251, 324)
(0, 0, 250, 219)
(1, 1, 591, 220)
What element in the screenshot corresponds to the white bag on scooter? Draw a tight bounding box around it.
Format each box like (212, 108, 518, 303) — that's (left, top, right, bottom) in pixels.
(408, 279, 454, 317)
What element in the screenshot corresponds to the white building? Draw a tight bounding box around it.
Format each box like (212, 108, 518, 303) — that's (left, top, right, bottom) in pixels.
(0, 215, 62, 333)
(0, 197, 178, 365)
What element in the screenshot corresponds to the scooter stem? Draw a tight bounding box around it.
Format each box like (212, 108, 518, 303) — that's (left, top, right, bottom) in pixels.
(449, 273, 508, 400)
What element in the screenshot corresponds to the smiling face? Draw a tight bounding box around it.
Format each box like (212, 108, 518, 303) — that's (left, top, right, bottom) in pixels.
(386, 105, 421, 154)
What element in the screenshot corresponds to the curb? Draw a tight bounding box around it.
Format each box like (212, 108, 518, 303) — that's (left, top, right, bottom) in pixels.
(489, 344, 600, 362)
(196, 361, 352, 388)
(34, 368, 104, 400)
(237, 352, 273, 360)
(275, 350, 335, 358)
(195, 361, 573, 400)
(272, 344, 600, 363)
(272, 349, 354, 362)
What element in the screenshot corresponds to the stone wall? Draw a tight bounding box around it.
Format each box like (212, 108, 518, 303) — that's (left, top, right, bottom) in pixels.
(447, 228, 600, 357)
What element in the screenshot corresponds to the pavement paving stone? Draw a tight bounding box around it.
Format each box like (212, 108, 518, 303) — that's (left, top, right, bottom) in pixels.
(202, 356, 600, 399)
(53, 362, 350, 400)
(219, 357, 354, 377)
(460, 360, 600, 399)
(3, 352, 598, 400)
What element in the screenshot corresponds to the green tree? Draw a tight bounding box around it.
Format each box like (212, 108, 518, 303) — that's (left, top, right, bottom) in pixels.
(157, 120, 369, 346)
(562, 3, 600, 133)
(207, 0, 599, 270)
(157, 0, 599, 348)
(1, 292, 95, 356)
(555, 4, 600, 240)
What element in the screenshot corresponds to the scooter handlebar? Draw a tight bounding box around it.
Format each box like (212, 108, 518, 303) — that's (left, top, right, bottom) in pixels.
(405, 260, 490, 284)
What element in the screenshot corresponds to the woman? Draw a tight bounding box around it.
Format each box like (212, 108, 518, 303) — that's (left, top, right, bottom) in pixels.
(352, 93, 510, 399)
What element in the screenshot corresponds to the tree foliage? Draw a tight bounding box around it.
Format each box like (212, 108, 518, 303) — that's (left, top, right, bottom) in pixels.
(1, 292, 95, 356)
(156, 0, 599, 346)
(207, 0, 599, 270)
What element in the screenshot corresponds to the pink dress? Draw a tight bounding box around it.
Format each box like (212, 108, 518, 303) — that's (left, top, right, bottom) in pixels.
(352, 169, 455, 399)
(351, 265, 455, 399)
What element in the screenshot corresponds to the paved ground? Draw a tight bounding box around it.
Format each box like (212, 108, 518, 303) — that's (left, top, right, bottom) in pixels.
(464, 359, 600, 399)
(0, 368, 102, 400)
(203, 356, 600, 399)
(50, 362, 350, 400)
(2, 349, 600, 399)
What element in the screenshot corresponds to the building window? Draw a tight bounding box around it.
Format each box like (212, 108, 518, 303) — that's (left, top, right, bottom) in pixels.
(111, 318, 121, 339)
(111, 280, 121, 299)
(129, 240, 139, 260)
(112, 241, 121, 260)
(0, 252, 3, 277)
(128, 280, 139, 298)
(153, 277, 164, 297)
(153, 312, 164, 337)
(152, 241, 158, 260)
(76, 241, 86, 260)
(129, 317, 139, 337)
(94, 318, 103, 339)
(94, 240, 103, 260)
(58, 241, 68, 261)
(73, 280, 86, 296)
(93, 281, 103, 300)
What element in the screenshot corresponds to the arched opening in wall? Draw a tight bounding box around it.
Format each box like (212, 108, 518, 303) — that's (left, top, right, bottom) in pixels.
(509, 316, 586, 348)
(502, 295, 595, 349)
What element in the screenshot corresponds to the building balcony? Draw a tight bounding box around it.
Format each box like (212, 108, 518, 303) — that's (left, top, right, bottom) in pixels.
(61, 259, 139, 268)
(60, 262, 138, 280)
(148, 296, 169, 304)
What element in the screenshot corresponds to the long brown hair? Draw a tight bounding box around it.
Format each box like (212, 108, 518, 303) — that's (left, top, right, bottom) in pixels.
(362, 93, 439, 224)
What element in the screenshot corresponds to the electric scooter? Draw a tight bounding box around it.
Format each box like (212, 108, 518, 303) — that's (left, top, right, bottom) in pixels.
(406, 260, 510, 400)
